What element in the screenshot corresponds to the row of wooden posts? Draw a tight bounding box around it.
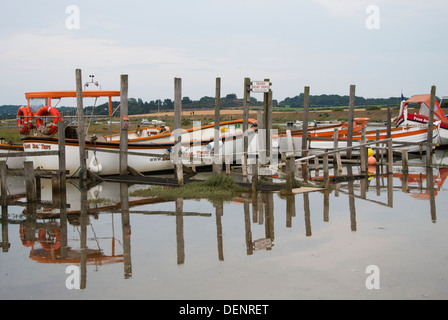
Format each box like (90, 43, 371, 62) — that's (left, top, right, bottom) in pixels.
(0, 69, 439, 200)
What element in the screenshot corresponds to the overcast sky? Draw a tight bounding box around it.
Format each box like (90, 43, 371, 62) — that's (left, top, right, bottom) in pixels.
(1, 0, 447, 105)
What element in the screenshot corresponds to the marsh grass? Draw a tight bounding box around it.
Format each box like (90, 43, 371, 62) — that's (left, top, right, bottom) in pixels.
(130, 174, 249, 202)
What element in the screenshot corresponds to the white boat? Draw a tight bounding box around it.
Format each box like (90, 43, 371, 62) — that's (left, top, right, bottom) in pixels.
(395, 94, 448, 145)
(278, 122, 440, 156)
(21, 119, 258, 177)
(0, 143, 25, 169)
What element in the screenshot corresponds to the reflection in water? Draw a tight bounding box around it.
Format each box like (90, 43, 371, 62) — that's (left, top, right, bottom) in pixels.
(120, 182, 132, 278)
(0, 154, 446, 291)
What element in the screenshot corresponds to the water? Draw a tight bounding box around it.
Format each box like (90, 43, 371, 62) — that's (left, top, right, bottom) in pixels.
(1, 150, 448, 300)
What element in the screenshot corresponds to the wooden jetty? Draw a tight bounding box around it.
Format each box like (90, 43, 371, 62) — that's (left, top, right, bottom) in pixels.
(0, 70, 441, 204)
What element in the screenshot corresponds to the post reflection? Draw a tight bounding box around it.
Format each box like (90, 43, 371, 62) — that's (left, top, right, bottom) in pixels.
(214, 200, 224, 261)
(176, 197, 185, 265)
(426, 167, 436, 223)
(120, 182, 132, 278)
(1, 158, 446, 293)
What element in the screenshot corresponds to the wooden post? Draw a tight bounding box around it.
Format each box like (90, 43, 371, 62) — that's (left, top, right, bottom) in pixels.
(314, 156, 320, 180)
(51, 172, 60, 207)
(214, 77, 222, 174)
(375, 130, 380, 160)
(333, 128, 339, 150)
(402, 150, 409, 174)
(333, 128, 342, 174)
(387, 139, 393, 174)
(301, 150, 309, 183)
(75, 69, 87, 180)
(360, 145, 367, 174)
(174, 78, 183, 186)
(323, 151, 330, 188)
(263, 80, 272, 161)
(242, 77, 251, 176)
(24, 161, 36, 203)
(347, 85, 355, 159)
(58, 120, 66, 193)
(387, 108, 392, 139)
(285, 157, 293, 193)
(361, 127, 366, 143)
(120, 182, 132, 278)
(257, 109, 266, 166)
(0, 161, 6, 205)
(426, 85, 436, 167)
(301, 86, 310, 157)
(119, 74, 129, 176)
(251, 161, 258, 193)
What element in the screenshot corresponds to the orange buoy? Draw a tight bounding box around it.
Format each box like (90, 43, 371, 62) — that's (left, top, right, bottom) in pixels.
(368, 156, 377, 165)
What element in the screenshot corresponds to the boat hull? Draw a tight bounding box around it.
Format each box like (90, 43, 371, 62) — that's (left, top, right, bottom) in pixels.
(0, 144, 25, 169)
(21, 120, 259, 176)
(398, 117, 448, 146)
(22, 138, 173, 177)
(278, 125, 440, 155)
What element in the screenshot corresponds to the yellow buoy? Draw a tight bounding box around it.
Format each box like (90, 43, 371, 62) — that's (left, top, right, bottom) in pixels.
(368, 148, 374, 158)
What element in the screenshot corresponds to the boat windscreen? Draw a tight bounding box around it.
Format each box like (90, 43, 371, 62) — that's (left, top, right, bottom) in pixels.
(29, 98, 46, 113)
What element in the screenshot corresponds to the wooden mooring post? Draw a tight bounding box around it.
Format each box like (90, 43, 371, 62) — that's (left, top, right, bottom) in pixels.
(242, 77, 251, 177)
(346, 85, 355, 159)
(301, 86, 310, 157)
(75, 69, 87, 180)
(426, 85, 436, 167)
(58, 120, 67, 193)
(174, 77, 184, 186)
(0, 161, 7, 206)
(119, 74, 129, 176)
(263, 79, 272, 163)
(214, 77, 222, 174)
(23, 161, 36, 203)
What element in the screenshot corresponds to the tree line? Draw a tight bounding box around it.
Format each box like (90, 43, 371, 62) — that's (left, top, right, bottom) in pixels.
(0, 93, 416, 118)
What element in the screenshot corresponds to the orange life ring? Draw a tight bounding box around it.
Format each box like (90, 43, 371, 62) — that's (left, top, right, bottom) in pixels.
(35, 106, 62, 135)
(20, 224, 35, 247)
(16, 106, 32, 135)
(38, 228, 61, 251)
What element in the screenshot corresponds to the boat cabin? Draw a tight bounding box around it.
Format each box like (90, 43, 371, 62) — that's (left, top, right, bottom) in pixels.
(396, 94, 448, 128)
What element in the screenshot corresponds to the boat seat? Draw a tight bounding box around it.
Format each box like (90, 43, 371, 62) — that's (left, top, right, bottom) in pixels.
(65, 126, 78, 139)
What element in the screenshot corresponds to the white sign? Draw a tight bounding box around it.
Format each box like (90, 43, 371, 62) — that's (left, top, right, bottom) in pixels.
(253, 238, 272, 251)
(251, 81, 270, 93)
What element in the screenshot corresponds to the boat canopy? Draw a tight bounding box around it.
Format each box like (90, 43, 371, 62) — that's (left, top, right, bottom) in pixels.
(25, 90, 120, 116)
(403, 94, 447, 122)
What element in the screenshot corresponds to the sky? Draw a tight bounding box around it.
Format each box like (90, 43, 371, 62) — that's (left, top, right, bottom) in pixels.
(0, 0, 447, 106)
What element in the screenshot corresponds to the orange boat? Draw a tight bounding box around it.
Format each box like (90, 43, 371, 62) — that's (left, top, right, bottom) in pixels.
(395, 94, 448, 145)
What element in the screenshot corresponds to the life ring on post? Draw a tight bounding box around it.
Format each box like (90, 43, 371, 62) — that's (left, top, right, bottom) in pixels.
(35, 106, 62, 135)
(16, 106, 32, 135)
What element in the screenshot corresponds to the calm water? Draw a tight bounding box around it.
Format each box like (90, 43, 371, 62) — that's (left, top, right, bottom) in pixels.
(1, 150, 448, 300)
